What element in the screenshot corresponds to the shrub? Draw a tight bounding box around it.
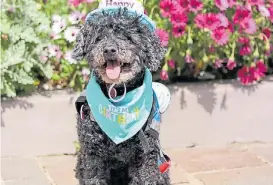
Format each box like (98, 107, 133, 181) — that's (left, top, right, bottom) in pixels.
(1, 0, 53, 97)
(146, 0, 273, 85)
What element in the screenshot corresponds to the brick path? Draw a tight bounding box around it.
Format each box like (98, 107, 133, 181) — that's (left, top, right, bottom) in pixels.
(2, 142, 273, 185)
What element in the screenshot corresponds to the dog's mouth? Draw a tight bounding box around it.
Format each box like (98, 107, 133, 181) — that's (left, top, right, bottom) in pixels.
(104, 60, 131, 80)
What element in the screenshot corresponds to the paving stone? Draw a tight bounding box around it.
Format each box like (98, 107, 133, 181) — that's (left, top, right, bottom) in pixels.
(38, 155, 77, 185)
(247, 144, 273, 164)
(4, 179, 51, 185)
(169, 162, 190, 184)
(1, 157, 50, 185)
(195, 166, 273, 185)
(166, 147, 265, 173)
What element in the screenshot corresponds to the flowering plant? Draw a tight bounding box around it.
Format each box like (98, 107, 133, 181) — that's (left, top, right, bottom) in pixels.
(147, 0, 273, 85)
(39, 0, 98, 91)
(1, 0, 52, 97)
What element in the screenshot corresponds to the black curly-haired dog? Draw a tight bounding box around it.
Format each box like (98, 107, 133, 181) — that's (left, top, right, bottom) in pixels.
(72, 8, 170, 185)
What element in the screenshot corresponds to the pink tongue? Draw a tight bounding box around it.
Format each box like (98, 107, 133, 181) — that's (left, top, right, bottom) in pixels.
(106, 62, 121, 80)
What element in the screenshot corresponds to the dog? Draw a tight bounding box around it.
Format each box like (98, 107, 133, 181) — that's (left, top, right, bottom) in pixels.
(72, 8, 170, 185)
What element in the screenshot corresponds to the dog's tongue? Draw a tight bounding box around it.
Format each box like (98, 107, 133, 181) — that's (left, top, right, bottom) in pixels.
(106, 61, 121, 80)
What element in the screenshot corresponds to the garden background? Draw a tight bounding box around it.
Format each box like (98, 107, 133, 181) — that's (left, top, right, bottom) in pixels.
(1, 0, 273, 97)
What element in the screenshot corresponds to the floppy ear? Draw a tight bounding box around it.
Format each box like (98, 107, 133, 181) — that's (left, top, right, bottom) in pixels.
(143, 32, 167, 72)
(72, 26, 86, 61)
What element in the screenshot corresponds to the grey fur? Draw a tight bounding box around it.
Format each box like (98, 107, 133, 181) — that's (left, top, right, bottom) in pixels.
(73, 8, 169, 185)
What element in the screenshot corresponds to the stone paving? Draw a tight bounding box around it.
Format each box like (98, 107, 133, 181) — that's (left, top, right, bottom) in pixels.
(2, 142, 273, 185)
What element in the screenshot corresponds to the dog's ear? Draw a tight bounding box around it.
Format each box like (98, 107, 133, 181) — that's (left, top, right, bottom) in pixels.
(143, 32, 167, 72)
(72, 26, 86, 61)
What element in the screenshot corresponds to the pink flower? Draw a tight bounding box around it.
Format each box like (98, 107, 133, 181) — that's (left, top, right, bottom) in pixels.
(233, 7, 251, 24)
(172, 25, 186, 37)
(227, 21, 235, 33)
(195, 14, 206, 29)
(178, 0, 189, 11)
(239, 45, 252, 56)
(204, 13, 221, 30)
(238, 37, 250, 44)
(247, 0, 264, 6)
(226, 59, 236, 70)
(227, 0, 236, 7)
(217, 13, 229, 28)
(251, 61, 267, 81)
(185, 54, 194, 63)
(214, 59, 223, 68)
(160, 0, 176, 18)
(188, 0, 203, 13)
(160, 70, 169, 80)
(214, 0, 229, 11)
(68, 0, 84, 7)
(256, 60, 267, 73)
(262, 28, 271, 40)
(168, 60, 176, 69)
(170, 11, 188, 26)
(211, 27, 230, 45)
(155, 29, 169, 47)
(240, 18, 257, 34)
(237, 66, 255, 85)
(258, 5, 270, 17)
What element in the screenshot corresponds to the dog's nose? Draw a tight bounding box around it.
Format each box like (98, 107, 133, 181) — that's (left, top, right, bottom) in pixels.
(104, 46, 117, 55)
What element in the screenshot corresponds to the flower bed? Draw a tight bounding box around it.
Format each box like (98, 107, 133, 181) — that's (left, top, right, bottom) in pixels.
(1, 0, 273, 97)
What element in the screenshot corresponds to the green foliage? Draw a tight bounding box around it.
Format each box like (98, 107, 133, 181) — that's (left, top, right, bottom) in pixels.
(1, 0, 52, 97)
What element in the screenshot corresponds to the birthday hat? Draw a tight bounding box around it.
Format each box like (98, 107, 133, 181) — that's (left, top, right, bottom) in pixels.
(85, 0, 156, 32)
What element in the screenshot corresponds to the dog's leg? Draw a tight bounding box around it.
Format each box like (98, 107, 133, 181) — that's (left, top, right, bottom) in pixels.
(76, 151, 110, 185)
(128, 150, 159, 185)
(76, 115, 111, 185)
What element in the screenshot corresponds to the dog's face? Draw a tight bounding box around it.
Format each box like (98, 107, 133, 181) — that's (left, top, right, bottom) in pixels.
(72, 9, 166, 84)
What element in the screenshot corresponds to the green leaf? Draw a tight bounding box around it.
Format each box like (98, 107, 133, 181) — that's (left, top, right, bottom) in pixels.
(52, 74, 61, 81)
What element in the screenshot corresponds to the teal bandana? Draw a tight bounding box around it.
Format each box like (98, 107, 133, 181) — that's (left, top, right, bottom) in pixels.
(86, 68, 153, 144)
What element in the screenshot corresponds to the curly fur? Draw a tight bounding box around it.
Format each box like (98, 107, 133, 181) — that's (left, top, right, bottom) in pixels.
(72, 8, 169, 185)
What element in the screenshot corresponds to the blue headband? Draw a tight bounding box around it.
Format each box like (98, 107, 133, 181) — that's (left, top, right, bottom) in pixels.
(85, 7, 156, 32)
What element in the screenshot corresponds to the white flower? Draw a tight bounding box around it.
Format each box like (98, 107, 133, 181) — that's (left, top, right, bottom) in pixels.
(69, 11, 84, 24)
(258, 5, 270, 17)
(50, 32, 61, 40)
(82, 68, 90, 76)
(64, 26, 79, 43)
(39, 55, 48, 63)
(85, 0, 95, 3)
(48, 45, 60, 57)
(52, 19, 66, 33)
(39, 49, 49, 63)
(52, 14, 62, 23)
(64, 50, 77, 64)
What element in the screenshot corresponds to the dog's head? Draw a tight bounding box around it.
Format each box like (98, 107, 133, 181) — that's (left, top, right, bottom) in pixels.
(72, 8, 166, 85)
